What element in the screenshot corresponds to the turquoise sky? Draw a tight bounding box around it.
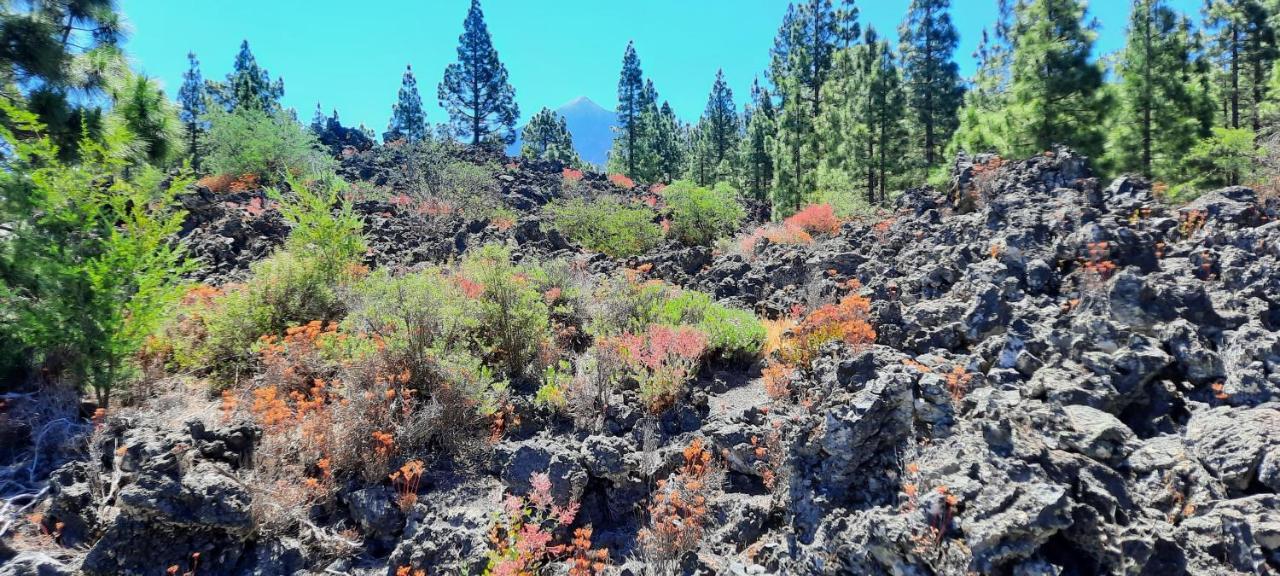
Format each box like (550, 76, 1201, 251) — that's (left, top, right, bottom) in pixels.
(119, 0, 1202, 131)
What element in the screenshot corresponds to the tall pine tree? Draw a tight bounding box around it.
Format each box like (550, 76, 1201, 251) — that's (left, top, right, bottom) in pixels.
(223, 40, 284, 113)
(1109, 0, 1212, 179)
(438, 0, 519, 145)
(1203, 0, 1275, 135)
(698, 69, 740, 184)
(948, 0, 1014, 156)
(738, 79, 776, 200)
(178, 51, 207, 169)
(609, 41, 647, 178)
(386, 64, 428, 143)
(520, 107, 580, 166)
(1005, 0, 1107, 157)
(899, 0, 964, 169)
(818, 27, 907, 207)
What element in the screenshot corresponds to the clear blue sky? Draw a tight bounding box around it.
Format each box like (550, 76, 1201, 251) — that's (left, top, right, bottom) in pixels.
(119, 0, 1202, 131)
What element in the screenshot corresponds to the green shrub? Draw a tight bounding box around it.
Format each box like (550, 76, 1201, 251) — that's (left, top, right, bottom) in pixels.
(545, 195, 662, 257)
(461, 244, 552, 379)
(0, 102, 193, 406)
(663, 180, 745, 246)
(341, 267, 473, 387)
(650, 289, 764, 361)
(588, 278, 764, 361)
(271, 173, 367, 277)
(203, 108, 333, 182)
(182, 177, 366, 383)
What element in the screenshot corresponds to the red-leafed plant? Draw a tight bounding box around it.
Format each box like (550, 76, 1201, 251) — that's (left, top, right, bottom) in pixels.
(784, 203, 840, 235)
(485, 471, 585, 576)
(608, 173, 635, 188)
(610, 324, 708, 412)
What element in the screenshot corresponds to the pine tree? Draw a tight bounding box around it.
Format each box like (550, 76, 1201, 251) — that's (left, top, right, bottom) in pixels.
(520, 107, 581, 166)
(178, 51, 208, 169)
(386, 64, 428, 143)
(685, 121, 713, 186)
(1110, 0, 1212, 180)
(438, 0, 519, 145)
(108, 72, 182, 168)
(738, 79, 776, 200)
(949, 0, 1014, 156)
(654, 101, 686, 182)
(899, 0, 964, 169)
(610, 41, 647, 178)
(699, 69, 740, 183)
(310, 103, 327, 133)
(0, 0, 126, 159)
(767, 0, 850, 217)
(835, 0, 862, 48)
(818, 27, 907, 207)
(225, 40, 284, 113)
(1204, 0, 1275, 135)
(770, 72, 813, 217)
(1005, 0, 1107, 158)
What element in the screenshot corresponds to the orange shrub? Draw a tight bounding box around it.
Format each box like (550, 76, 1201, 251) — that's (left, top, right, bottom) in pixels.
(779, 285, 875, 367)
(762, 363, 794, 400)
(763, 224, 813, 245)
(640, 439, 719, 568)
(784, 204, 840, 235)
(608, 173, 635, 188)
(197, 173, 236, 193)
(568, 526, 610, 576)
(945, 365, 972, 404)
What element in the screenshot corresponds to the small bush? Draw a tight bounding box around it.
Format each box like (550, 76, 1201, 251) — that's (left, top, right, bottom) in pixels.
(608, 324, 708, 412)
(461, 244, 552, 379)
(545, 196, 662, 258)
(341, 267, 472, 391)
(783, 203, 840, 235)
(485, 471, 584, 574)
(203, 108, 333, 183)
(662, 180, 745, 246)
(640, 439, 721, 570)
(650, 290, 764, 361)
(778, 286, 876, 367)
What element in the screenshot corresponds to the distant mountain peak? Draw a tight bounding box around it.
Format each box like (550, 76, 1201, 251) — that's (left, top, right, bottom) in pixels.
(562, 95, 598, 108)
(508, 96, 619, 168)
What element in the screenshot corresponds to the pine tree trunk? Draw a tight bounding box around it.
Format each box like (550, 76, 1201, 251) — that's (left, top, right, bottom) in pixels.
(1231, 25, 1240, 130)
(1141, 2, 1153, 178)
(923, 4, 936, 167)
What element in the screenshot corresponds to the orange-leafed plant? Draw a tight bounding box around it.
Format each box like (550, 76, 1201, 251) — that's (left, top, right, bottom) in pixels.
(762, 363, 794, 401)
(945, 364, 973, 404)
(778, 284, 875, 367)
(567, 526, 610, 576)
(390, 459, 425, 511)
(563, 168, 584, 184)
(639, 438, 719, 568)
(608, 173, 635, 188)
(198, 173, 236, 193)
(784, 204, 840, 235)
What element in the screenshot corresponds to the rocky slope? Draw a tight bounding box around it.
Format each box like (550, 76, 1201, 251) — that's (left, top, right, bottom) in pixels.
(3, 148, 1280, 575)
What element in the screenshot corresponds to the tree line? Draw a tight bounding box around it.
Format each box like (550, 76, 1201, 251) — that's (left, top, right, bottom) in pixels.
(7, 0, 1280, 218)
(597, 0, 1280, 216)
